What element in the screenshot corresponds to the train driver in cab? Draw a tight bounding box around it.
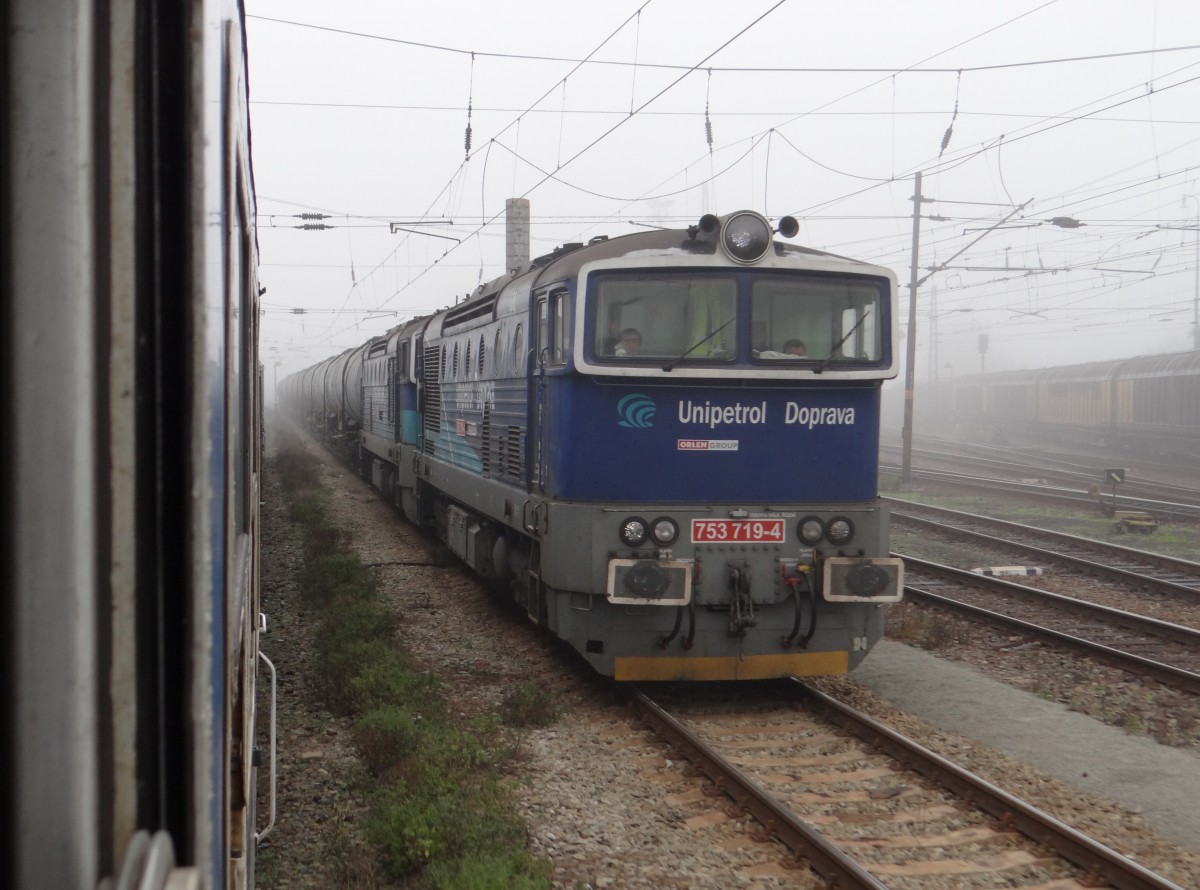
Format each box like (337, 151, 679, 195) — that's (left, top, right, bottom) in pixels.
(757, 338, 806, 358)
(614, 327, 642, 356)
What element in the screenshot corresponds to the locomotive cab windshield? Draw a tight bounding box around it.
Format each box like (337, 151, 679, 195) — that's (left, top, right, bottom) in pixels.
(588, 268, 888, 373)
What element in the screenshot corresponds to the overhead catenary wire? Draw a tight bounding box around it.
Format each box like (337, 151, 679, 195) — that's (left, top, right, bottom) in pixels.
(247, 14, 1200, 76)
(326, 0, 790, 334)
(252, 3, 1200, 362)
(318, 0, 660, 335)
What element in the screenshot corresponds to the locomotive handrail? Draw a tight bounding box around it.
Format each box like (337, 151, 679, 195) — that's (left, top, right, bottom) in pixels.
(255, 646, 278, 844)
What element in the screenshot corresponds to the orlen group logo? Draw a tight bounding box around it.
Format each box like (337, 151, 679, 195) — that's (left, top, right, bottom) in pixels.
(617, 393, 655, 429)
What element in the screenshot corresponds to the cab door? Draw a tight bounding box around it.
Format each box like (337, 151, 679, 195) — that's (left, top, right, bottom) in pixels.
(532, 287, 569, 494)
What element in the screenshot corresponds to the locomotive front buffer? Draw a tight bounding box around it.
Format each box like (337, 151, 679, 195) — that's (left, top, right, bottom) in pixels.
(605, 513, 905, 649)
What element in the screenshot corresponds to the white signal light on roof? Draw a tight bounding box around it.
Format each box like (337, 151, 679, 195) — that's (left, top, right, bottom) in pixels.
(721, 211, 773, 264)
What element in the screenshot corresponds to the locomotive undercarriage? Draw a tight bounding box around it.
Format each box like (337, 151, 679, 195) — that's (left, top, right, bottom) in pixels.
(345, 441, 900, 681)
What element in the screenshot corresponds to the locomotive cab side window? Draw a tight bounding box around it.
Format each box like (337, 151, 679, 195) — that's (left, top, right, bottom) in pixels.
(535, 289, 571, 368)
(552, 289, 569, 365)
(397, 341, 409, 382)
(536, 296, 549, 367)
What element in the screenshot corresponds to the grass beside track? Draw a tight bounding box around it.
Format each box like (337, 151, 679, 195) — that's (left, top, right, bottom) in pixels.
(269, 442, 555, 889)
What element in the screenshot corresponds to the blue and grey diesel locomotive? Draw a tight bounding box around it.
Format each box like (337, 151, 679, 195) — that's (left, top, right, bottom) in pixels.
(4, 1, 267, 888)
(283, 211, 904, 681)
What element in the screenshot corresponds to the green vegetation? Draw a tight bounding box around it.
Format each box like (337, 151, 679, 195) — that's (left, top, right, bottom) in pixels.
(887, 602, 971, 650)
(499, 681, 560, 728)
(274, 442, 551, 888)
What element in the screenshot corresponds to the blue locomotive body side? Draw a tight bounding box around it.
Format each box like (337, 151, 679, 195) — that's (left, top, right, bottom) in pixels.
(542, 379, 881, 502)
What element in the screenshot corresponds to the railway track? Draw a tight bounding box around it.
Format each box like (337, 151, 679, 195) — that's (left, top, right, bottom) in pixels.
(888, 500, 1200, 604)
(629, 680, 1186, 890)
(898, 556, 1200, 695)
(881, 442, 1200, 507)
(878, 465, 1200, 523)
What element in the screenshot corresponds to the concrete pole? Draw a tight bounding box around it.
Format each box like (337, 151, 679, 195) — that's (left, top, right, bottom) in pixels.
(1182, 194, 1198, 350)
(900, 171, 923, 486)
(506, 198, 530, 274)
(1194, 202, 1199, 350)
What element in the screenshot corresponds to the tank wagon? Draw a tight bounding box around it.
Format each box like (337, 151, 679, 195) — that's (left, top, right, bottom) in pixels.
(4, 1, 267, 887)
(283, 211, 905, 681)
(954, 350, 1200, 457)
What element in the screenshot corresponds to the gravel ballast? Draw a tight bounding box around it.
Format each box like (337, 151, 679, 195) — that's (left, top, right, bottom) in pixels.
(257, 422, 1200, 888)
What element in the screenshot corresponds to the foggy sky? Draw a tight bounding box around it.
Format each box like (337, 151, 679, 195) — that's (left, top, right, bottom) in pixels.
(245, 0, 1200, 390)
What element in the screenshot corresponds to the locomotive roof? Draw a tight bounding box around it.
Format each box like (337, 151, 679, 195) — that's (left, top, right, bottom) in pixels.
(289, 218, 891, 374)
(471, 224, 871, 302)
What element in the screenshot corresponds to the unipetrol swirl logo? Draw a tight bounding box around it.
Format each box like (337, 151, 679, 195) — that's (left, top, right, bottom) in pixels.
(617, 393, 656, 429)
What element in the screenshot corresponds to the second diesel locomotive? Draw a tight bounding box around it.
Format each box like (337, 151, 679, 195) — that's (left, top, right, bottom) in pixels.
(283, 210, 904, 681)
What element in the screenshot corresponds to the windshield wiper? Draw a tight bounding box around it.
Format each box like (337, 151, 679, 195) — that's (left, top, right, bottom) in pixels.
(814, 309, 872, 374)
(662, 316, 736, 372)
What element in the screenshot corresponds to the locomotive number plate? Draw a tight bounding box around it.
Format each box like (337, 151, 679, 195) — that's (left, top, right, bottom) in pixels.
(691, 518, 785, 543)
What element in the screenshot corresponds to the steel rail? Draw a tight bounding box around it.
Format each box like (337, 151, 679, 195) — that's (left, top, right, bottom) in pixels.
(879, 464, 1200, 521)
(630, 682, 1188, 890)
(899, 558, 1200, 695)
(880, 443, 1200, 505)
(889, 502, 1200, 599)
(787, 679, 1188, 890)
(904, 586, 1200, 694)
(625, 687, 890, 890)
(901, 555, 1200, 648)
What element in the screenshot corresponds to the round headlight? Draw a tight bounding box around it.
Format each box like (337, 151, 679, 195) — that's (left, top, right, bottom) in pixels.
(620, 517, 649, 547)
(798, 517, 824, 545)
(650, 517, 678, 546)
(827, 517, 855, 546)
(721, 211, 772, 264)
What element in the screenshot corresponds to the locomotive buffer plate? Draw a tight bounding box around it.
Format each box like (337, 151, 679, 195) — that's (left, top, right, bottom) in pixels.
(607, 558, 694, 606)
(821, 556, 904, 603)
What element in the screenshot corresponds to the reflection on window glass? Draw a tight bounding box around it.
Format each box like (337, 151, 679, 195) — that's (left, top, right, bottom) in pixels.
(751, 276, 882, 362)
(552, 291, 568, 364)
(512, 324, 524, 373)
(593, 275, 737, 360)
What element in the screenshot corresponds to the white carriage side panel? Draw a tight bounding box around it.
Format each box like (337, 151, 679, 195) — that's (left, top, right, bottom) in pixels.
(8, 0, 101, 886)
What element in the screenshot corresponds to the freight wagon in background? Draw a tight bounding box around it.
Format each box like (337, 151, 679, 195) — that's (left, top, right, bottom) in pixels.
(952, 350, 1200, 457)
